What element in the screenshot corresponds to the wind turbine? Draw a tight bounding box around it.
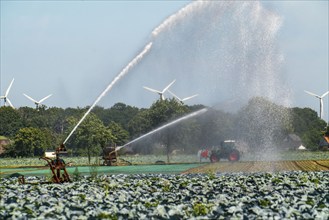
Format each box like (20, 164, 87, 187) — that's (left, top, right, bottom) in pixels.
(304, 90, 329, 119)
(168, 90, 198, 104)
(23, 93, 52, 109)
(0, 78, 15, 108)
(143, 79, 176, 100)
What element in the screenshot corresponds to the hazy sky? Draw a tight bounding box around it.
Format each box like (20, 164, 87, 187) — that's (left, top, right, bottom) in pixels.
(1, 1, 328, 120)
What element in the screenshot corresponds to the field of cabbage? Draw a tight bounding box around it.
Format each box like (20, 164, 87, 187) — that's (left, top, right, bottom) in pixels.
(0, 154, 200, 167)
(1, 171, 328, 219)
(1, 151, 329, 219)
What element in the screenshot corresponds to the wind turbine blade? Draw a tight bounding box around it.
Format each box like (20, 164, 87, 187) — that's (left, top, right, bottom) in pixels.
(23, 93, 38, 103)
(321, 91, 329, 98)
(5, 78, 15, 97)
(304, 90, 320, 98)
(162, 79, 176, 93)
(182, 94, 199, 101)
(39, 94, 52, 103)
(6, 98, 14, 109)
(168, 90, 181, 101)
(143, 86, 161, 94)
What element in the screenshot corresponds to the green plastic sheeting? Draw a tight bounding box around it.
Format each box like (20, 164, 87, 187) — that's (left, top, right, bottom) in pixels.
(1, 163, 204, 177)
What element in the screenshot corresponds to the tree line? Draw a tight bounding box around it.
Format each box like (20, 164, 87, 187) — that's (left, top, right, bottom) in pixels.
(0, 97, 327, 160)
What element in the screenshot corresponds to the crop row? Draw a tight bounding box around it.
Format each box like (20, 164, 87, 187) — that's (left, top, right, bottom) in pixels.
(0, 155, 201, 167)
(1, 151, 329, 167)
(1, 171, 328, 219)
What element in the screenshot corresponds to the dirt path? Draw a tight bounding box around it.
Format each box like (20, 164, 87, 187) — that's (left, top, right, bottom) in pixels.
(183, 160, 329, 174)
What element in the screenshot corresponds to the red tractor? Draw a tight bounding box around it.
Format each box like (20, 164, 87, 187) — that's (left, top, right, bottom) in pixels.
(199, 140, 240, 162)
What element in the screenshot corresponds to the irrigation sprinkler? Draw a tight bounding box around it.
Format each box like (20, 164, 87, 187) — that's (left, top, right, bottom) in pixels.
(19, 144, 71, 184)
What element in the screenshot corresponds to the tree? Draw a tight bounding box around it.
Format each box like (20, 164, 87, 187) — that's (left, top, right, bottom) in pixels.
(66, 113, 115, 163)
(18, 107, 38, 127)
(108, 103, 140, 129)
(45, 107, 66, 134)
(18, 106, 55, 130)
(93, 103, 139, 129)
(0, 106, 23, 138)
(12, 127, 52, 157)
(128, 109, 152, 139)
(147, 99, 190, 161)
(148, 99, 189, 127)
(290, 107, 327, 150)
(108, 121, 129, 146)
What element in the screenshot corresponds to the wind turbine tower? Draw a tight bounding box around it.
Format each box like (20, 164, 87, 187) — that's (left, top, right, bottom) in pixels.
(304, 90, 329, 120)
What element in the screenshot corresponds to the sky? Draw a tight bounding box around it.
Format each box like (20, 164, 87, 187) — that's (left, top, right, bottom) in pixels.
(0, 1, 328, 121)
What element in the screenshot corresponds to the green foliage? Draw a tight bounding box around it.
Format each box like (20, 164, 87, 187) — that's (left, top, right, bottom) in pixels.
(290, 107, 326, 150)
(108, 103, 139, 129)
(192, 202, 209, 216)
(148, 99, 190, 158)
(144, 201, 159, 208)
(207, 171, 216, 180)
(97, 212, 117, 220)
(127, 110, 152, 138)
(67, 113, 114, 163)
(259, 199, 271, 207)
(127, 99, 192, 155)
(1, 98, 327, 158)
(11, 127, 52, 157)
(93, 103, 139, 130)
(148, 98, 188, 127)
(44, 107, 67, 136)
(108, 121, 129, 146)
(0, 106, 23, 138)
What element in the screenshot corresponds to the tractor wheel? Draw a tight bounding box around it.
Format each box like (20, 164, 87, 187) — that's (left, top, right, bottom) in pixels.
(210, 154, 219, 163)
(228, 150, 240, 161)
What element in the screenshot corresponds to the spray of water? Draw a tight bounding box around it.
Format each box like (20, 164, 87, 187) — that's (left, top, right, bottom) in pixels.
(147, 1, 285, 104)
(64, 1, 290, 163)
(63, 42, 153, 144)
(116, 108, 208, 152)
(134, 1, 290, 161)
(152, 1, 206, 37)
